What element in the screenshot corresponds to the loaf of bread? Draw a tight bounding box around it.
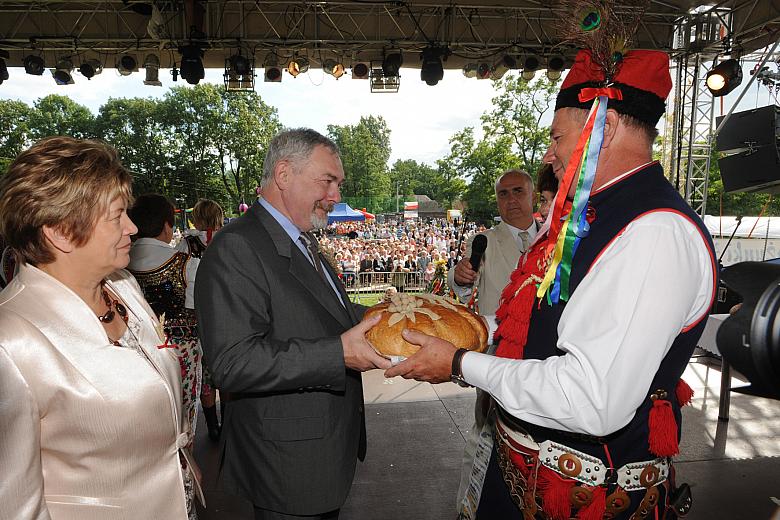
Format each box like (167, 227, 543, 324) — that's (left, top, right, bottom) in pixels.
(364, 293, 489, 358)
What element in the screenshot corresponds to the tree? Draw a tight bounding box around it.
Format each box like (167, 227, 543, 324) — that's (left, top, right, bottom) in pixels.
(28, 95, 95, 140)
(328, 116, 392, 211)
(481, 74, 560, 174)
(437, 128, 519, 224)
(0, 99, 31, 174)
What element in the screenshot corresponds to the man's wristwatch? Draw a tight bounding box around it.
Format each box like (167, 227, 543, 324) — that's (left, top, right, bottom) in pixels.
(450, 348, 471, 388)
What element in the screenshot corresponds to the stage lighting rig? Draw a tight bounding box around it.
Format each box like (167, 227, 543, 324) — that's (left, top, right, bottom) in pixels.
(0, 50, 8, 85)
(382, 52, 403, 77)
(462, 63, 478, 78)
(521, 54, 541, 81)
(51, 58, 74, 85)
(475, 63, 492, 79)
(491, 55, 516, 80)
(79, 59, 103, 80)
(23, 55, 45, 76)
(179, 45, 205, 85)
(546, 54, 566, 80)
(323, 59, 345, 79)
(420, 46, 447, 86)
(287, 56, 309, 77)
(370, 61, 400, 93)
(264, 54, 282, 82)
(143, 54, 162, 86)
(116, 54, 138, 76)
(351, 62, 369, 79)
(224, 53, 255, 91)
(706, 58, 743, 97)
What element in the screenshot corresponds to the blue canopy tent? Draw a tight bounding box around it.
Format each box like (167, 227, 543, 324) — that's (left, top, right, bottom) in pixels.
(327, 203, 366, 224)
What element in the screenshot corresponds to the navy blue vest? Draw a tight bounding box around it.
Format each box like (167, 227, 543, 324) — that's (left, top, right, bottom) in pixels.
(516, 162, 717, 468)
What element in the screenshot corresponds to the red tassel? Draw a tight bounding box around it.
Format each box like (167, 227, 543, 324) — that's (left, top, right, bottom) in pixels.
(537, 466, 574, 520)
(576, 485, 606, 520)
(676, 378, 694, 407)
(648, 397, 679, 456)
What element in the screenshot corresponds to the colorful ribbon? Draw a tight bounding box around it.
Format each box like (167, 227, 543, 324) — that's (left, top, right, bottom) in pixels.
(536, 95, 609, 303)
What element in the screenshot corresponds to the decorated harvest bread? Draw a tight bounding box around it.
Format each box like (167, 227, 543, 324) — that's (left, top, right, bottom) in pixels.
(364, 293, 489, 358)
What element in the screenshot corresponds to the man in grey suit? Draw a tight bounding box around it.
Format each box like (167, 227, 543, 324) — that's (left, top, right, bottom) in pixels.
(195, 128, 391, 520)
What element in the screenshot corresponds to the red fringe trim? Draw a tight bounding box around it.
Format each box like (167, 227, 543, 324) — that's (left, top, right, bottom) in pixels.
(576, 485, 606, 520)
(648, 398, 679, 456)
(537, 466, 574, 520)
(676, 378, 694, 407)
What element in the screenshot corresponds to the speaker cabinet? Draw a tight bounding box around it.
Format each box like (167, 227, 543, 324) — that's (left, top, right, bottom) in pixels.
(716, 105, 780, 194)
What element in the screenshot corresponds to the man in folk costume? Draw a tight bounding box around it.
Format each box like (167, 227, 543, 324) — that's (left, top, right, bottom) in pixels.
(387, 45, 717, 520)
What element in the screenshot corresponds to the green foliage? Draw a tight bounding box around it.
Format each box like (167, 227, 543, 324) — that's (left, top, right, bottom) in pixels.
(28, 95, 96, 140)
(390, 158, 464, 209)
(328, 116, 392, 208)
(0, 99, 31, 174)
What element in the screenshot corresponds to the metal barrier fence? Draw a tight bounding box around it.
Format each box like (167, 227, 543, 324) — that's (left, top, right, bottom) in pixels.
(343, 271, 430, 303)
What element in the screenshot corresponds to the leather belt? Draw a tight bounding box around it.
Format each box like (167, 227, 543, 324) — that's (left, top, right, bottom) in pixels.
(495, 411, 669, 490)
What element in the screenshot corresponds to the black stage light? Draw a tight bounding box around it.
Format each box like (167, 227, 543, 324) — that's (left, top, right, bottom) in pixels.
(287, 56, 309, 77)
(382, 52, 403, 77)
(420, 47, 444, 86)
(230, 54, 251, 76)
(546, 54, 566, 80)
(116, 54, 138, 75)
(23, 54, 45, 76)
(706, 58, 743, 97)
(52, 58, 74, 85)
(323, 59, 345, 79)
(79, 59, 103, 79)
(0, 50, 8, 85)
(351, 62, 369, 79)
(179, 45, 205, 85)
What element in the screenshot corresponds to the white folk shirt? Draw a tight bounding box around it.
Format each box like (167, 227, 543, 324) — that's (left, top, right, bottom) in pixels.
(462, 186, 714, 437)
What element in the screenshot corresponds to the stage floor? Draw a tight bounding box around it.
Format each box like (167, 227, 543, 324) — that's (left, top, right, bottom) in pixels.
(194, 361, 780, 520)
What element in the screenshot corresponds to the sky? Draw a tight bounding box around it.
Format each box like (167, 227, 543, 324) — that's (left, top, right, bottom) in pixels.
(0, 65, 503, 166)
(1, 59, 777, 167)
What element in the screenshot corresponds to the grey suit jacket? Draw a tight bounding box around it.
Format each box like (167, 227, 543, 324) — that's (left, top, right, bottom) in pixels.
(195, 202, 366, 515)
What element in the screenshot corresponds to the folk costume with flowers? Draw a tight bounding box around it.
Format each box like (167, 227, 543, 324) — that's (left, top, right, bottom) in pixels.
(460, 49, 718, 520)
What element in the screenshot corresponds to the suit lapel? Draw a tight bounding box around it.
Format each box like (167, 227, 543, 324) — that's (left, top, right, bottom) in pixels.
(251, 203, 353, 330)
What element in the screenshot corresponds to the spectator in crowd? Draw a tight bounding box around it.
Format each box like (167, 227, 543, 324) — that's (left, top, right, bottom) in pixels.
(0, 136, 193, 519)
(127, 193, 201, 519)
(536, 162, 559, 224)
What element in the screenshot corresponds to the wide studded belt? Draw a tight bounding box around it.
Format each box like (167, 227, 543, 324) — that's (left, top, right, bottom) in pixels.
(495, 412, 670, 490)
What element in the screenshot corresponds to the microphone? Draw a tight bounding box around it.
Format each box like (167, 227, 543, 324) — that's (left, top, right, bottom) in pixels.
(469, 234, 488, 272)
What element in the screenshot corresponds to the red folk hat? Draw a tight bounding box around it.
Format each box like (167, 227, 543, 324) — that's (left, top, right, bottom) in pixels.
(555, 49, 672, 126)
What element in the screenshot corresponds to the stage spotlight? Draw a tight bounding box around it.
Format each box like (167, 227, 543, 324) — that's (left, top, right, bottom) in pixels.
(382, 52, 403, 76)
(546, 54, 566, 80)
(23, 55, 45, 76)
(0, 50, 8, 85)
(491, 55, 516, 80)
(143, 54, 162, 86)
(287, 56, 309, 77)
(475, 63, 492, 79)
(462, 63, 478, 78)
(79, 59, 103, 80)
(264, 55, 282, 82)
(51, 58, 74, 85)
(706, 58, 743, 97)
(116, 54, 138, 75)
(179, 45, 205, 85)
(323, 59, 345, 79)
(521, 54, 541, 81)
(351, 62, 370, 79)
(420, 46, 445, 86)
(224, 54, 255, 91)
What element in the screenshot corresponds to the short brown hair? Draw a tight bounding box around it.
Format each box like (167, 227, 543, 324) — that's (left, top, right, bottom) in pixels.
(129, 193, 175, 239)
(0, 136, 133, 265)
(191, 198, 224, 230)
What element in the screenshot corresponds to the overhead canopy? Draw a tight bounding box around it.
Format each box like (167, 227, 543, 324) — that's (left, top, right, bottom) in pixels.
(359, 209, 375, 220)
(328, 203, 365, 224)
(0, 1, 777, 72)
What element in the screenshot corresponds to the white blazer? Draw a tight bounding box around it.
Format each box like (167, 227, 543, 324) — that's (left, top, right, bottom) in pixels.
(0, 264, 190, 520)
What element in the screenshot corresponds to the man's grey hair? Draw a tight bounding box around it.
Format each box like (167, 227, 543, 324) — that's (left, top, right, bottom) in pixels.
(260, 128, 340, 188)
(494, 169, 533, 192)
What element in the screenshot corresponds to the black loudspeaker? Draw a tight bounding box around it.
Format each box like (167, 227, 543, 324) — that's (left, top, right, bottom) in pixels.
(716, 104, 780, 194)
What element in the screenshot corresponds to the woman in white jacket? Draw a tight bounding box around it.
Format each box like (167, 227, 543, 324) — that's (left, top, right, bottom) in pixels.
(0, 136, 195, 520)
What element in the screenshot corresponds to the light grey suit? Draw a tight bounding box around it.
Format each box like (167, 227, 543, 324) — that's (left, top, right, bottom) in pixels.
(195, 202, 365, 516)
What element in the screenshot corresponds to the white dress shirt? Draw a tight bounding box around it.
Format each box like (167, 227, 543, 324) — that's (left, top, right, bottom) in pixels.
(462, 211, 714, 436)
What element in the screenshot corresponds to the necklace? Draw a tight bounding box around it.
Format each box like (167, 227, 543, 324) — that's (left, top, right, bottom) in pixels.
(97, 284, 128, 324)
